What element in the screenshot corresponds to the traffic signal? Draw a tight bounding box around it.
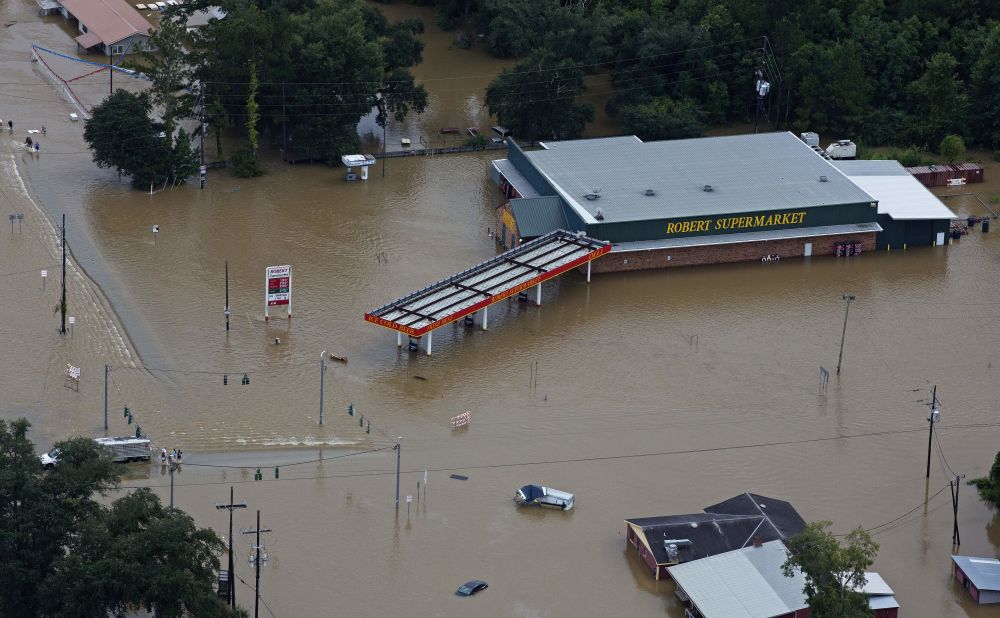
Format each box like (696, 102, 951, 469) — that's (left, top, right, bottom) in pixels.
(135, 425, 142, 438)
(274, 466, 279, 479)
(348, 403, 354, 417)
(223, 373, 228, 385)
(242, 373, 249, 386)
(365, 420, 370, 434)
(254, 467, 262, 481)
(123, 405, 129, 418)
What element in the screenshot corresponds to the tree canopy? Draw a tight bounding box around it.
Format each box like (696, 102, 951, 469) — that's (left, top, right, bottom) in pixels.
(782, 520, 879, 618)
(971, 450, 1000, 509)
(83, 90, 199, 189)
(0, 419, 238, 617)
(450, 0, 1000, 151)
(189, 0, 428, 164)
(485, 51, 593, 142)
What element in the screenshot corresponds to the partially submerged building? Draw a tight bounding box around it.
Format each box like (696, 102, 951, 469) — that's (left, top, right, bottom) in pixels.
(952, 555, 1000, 604)
(57, 0, 154, 56)
(491, 132, 956, 272)
(668, 541, 899, 618)
(624, 493, 805, 580)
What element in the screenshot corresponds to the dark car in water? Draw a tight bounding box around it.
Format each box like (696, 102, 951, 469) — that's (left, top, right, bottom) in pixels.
(455, 580, 488, 596)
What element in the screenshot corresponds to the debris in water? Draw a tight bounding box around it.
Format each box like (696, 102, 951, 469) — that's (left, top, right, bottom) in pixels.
(449, 474, 468, 481)
(329, 353, 347, 363)
(414, 375, 428, 381)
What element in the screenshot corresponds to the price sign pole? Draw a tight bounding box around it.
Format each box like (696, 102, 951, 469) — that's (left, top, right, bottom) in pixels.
(41, 269, 47, 291)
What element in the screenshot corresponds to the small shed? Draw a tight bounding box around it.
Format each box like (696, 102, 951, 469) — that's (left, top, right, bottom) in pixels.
(852, 572, 899, 617)
(952, 555, 1000, 604)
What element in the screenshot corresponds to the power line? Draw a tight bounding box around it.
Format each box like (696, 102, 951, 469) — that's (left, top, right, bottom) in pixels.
(116, 422, 1000, 490)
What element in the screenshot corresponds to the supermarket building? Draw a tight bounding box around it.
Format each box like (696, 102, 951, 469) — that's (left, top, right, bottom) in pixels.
(491, 132, 956, 272)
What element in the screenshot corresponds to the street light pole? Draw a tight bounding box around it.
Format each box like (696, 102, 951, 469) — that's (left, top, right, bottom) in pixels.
(395, 437, 402, 509)
(224, 260, 230, 332)
(836, 294, 856, 375)
(60, 213, 66, 335)
(926, 385, 940, 479)
(319, 351, 326, 425)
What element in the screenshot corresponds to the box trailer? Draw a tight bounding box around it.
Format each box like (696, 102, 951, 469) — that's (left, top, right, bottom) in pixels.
(40, 436, 152, 467)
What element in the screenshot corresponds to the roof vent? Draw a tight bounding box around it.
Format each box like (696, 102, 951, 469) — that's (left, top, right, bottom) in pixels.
(703, 184, 714, 192)
(583, 187, 602, 201)
(595, 209, 604, 221)
(819, 175, 828, 182)
(644, 188, 656, 196)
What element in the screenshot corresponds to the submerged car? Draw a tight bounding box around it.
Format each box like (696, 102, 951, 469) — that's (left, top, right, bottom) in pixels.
(514, 485, 574, 511)
(455, 580, 488, 596)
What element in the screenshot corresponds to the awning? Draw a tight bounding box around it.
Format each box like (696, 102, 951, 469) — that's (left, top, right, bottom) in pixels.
(75, 31, 103, 49)
(365, 229, 609, 337)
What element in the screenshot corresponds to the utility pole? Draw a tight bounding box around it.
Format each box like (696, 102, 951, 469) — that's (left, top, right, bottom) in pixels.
(241, 512, 272, 618)
(224, 260, 230, 332)
(169, 459, 176, 511)
(282, 84, 287, 163)
(60, 213, 66, 335)
(216, 487, 247, 608)
(394, 437, 402, 509)
(108, 48, 113, 95)
(104, 364, 109, 431)
(199, 81, 206, 189)
(319, 351, 326, 425)
(951, 473, 963, 545)
(926, 385, 940, 479)
(836, 293, 856, 375)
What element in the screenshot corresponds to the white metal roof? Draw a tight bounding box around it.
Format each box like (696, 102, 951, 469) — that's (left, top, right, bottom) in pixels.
(492, 159, 540, 198)
(366, 230, 609, 336)
(953, 556, 1000, 591)
(522, 132, 876, 224)
(667, 540, 807, 618)
(833, 160, 957, 220)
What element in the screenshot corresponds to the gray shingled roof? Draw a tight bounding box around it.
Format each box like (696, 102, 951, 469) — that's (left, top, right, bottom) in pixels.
(524, 132, 876, 224)
(508, 197, 567, 238)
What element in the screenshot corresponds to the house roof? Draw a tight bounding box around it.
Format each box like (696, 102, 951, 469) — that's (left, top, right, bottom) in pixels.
(521, 132, 876, 224)
(834, 159, 957, 220)
(509, 197, 568, 239)
(625, 493, 806, 566)
(953, 555, 1000, 591)
(668, 540, 808, 618)
(59, 0, 152, 46)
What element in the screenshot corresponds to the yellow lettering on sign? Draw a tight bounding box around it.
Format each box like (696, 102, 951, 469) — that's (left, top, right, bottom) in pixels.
(669, 211, 807, 235)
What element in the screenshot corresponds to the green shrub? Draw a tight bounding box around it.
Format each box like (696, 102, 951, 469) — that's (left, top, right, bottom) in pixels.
(939, 135, 966, 164)
(231, 148, 263, 178)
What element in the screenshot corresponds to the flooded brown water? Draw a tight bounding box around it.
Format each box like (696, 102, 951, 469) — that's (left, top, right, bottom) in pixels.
(3, 1, 1000, 615)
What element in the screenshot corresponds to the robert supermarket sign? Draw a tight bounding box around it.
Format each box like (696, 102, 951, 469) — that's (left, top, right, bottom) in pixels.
(666, 211, 806, 235)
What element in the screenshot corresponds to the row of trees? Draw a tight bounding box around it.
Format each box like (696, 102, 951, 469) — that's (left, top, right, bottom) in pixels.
(0, 418, 238, 617)
(455, 0, 1000, 149)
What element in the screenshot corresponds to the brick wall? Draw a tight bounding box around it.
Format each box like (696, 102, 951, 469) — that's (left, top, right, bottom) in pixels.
(591, 232, 876, 273)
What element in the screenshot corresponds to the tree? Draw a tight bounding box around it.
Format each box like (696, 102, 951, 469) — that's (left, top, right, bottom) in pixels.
(971, 24, 1000, 149)
(485, 51, 594, 142)
(908, 52, 969, 146)
(782, 521, 878, 618)
(970, 450, 1000, 508)
(139, 15, 196, 149)
(84, 90, 201, 188)
(939, 134, 966, 163)
(619, 97, 705, 141)
(0, 419, 237, 617)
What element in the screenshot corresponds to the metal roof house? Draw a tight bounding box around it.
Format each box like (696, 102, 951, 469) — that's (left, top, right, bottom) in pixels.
(668, 542, 900, 618)
(834, 160, 956, 249)
(57, 0, 154, 56)
(668, 540, 808, 618)
(491, 132, 955, 272)
(952, 555, 1000, 604)
(624, 493, 805, 580)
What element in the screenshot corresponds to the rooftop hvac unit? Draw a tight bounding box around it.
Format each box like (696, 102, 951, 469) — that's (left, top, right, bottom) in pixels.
(595, 209, 604, 221)
(800, 132, 820, 147)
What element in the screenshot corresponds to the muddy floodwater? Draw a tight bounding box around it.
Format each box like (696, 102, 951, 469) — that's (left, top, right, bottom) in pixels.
(2, 1, 1000, 616)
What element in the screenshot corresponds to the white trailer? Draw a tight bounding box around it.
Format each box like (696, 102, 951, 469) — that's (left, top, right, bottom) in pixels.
(40, 436, 152, 467)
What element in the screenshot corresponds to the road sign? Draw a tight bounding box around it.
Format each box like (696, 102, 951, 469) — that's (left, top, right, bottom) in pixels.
(41, 270, 47, 277)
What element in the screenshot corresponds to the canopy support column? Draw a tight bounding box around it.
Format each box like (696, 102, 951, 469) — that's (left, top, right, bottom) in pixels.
(482, 306, 488, 330)
(535, 282, 542, 305)
(426, 331, 433, 355)
(396, 331, 402, 347)
(586, 260, 591, 283)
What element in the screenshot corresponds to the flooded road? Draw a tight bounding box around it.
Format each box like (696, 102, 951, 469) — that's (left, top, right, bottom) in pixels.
(2, 0, 1000, 615)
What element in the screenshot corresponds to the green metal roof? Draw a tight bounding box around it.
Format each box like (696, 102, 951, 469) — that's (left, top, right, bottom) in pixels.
(509, 196, 568, 239)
